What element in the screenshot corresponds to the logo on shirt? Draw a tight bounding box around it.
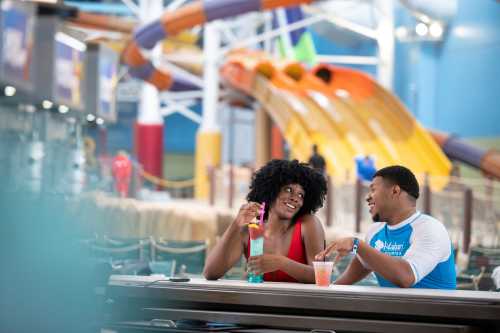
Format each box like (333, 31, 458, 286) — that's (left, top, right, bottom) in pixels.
(374, 240, 405, 256)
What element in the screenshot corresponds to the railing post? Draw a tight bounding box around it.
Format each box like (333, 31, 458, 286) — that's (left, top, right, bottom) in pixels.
(135, 165, 143, 198)
(462, 187, 473, 254)
(208, 166, 215, 206)
(326, 176, 333, 227)
(423, 173, 432, 215)
(485, 176, 493, 210)
(228, 164, 234, 209)
(355, 178, 362, 233)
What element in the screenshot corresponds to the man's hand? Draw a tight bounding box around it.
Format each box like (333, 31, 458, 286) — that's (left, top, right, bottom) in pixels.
(315, 237, 355, 263)
(247, 254, 284, 275)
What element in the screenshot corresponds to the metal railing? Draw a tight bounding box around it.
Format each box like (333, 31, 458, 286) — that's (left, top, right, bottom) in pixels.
(208, 165, 500, 253)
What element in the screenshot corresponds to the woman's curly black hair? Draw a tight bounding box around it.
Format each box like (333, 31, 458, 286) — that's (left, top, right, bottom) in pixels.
(246, 159, 327, 226)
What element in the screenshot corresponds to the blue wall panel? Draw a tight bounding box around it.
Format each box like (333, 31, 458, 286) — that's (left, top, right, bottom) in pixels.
(105, 102, 136, 153)
(435, 0, 500, 137)
(395, 0, 500, 138)
(164, 103, 200, 154)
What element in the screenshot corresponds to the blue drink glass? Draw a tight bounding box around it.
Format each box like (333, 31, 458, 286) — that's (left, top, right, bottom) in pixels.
(248, 223, 264, 283)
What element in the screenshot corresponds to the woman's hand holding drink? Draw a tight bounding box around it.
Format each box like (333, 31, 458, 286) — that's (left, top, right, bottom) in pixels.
(247, 202, 266, 283)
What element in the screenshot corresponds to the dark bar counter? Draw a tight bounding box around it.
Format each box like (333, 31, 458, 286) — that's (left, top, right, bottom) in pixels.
(104, 275, 500, 333)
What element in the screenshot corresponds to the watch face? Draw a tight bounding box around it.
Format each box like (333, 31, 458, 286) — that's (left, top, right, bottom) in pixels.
(352, 238, 359, 253)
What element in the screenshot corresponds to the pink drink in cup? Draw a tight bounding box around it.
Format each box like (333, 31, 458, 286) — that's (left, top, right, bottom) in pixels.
(313, 261, 333, 287)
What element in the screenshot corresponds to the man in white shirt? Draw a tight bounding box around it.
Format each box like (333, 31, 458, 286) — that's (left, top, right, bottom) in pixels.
(316, 165, 456, 289)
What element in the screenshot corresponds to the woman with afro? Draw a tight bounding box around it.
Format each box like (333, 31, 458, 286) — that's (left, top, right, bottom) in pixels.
(204, 159, 328, 283)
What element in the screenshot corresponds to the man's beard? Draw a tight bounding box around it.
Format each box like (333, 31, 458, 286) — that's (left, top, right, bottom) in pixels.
(372, 213, 381, 222)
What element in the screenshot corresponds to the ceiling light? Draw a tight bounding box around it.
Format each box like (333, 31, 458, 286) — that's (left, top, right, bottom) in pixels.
(416, 23, 429, 37)
(58, 105, 69, 114)
(42, 100, 53, 109)
(4, 86, 16, 96)
(429, 22, 444, 38)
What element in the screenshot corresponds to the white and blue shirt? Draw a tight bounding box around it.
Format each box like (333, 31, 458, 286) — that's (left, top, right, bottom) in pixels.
(360, 211, 456, 289)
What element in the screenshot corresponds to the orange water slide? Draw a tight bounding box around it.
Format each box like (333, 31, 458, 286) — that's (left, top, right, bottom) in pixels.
(221, 51, 452, 188)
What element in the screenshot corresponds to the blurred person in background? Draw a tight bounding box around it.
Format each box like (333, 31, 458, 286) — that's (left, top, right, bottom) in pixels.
(355, 154, 376, 182)
(204, 159, 327, 283)
(308, 144, 326, 176)
(112, 150, 132, 198)
(316, 165, 456, 289)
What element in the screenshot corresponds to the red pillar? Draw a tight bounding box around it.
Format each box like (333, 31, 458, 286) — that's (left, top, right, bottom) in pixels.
(134, 122, 163, 179)
(271, 124, 284, 159)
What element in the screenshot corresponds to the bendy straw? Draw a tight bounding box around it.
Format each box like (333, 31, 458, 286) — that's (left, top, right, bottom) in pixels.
(258, 202, 266, 225)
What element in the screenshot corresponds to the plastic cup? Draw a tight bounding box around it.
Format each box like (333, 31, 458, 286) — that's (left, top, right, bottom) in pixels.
(313, 261, 333, 287)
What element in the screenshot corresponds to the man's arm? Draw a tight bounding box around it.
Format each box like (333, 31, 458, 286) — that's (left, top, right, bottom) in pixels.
(316, 237, 415, 287)
(357, 240, 415, 287)
(334, 256, 372, 285)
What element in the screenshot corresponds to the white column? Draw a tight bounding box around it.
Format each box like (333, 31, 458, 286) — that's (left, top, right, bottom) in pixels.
(194, 22, 222, 199)
(275, 9, 295, 59)
(135, 0, 165, 181)
(200, 22, 221, 132)
(138, 0, 163, 125)
(139, 82, 162, 124)
(376, 0, 395, 90)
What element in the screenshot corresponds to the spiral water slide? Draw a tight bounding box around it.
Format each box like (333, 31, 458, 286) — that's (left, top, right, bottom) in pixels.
(111, 0, 499, 183)
(121, 0, 314, 90)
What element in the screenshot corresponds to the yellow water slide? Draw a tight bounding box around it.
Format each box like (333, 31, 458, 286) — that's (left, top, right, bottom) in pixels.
(310, 64, 451, 188)
(222, 52, 318, 168)
(221, 51, 451, 188)
(222, 51, 355, 179)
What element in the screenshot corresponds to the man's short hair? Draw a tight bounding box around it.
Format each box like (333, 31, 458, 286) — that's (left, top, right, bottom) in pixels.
(373, 165, 420, 199)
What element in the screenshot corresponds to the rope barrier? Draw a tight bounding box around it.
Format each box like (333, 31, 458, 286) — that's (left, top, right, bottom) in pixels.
(128, 158, 195, 189)
(150, 238, 207, 254)
(140, 169, 195, 189)
(90, 242, 147, 253)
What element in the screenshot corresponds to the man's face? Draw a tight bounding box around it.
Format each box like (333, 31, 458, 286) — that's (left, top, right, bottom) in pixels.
(366, 176, 393, 222)
(272, 183, 305, 220)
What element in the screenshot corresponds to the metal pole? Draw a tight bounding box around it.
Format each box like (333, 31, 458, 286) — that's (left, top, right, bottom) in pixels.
(326, 176, 333, 227)
(485, 176, 493, 210)
(228, 107, 235, 209)
(355, 179, 362, 233)
(228, 166, 234, 209)
(462, 187, 473, 254)
(375, 0, 394, 90)
(423, 173, 432, 214)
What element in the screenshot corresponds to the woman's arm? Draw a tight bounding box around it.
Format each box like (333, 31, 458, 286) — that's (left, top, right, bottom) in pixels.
(250, 215, 324, 283)
(203, 202, 261, 280)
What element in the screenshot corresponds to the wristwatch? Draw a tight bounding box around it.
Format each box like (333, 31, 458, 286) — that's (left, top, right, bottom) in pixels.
(351, 237, 360, 255)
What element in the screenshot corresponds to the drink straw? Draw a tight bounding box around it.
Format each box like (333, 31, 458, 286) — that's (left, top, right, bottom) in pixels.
(258, 202, 266, 225)
(323, 239, 326, 262)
